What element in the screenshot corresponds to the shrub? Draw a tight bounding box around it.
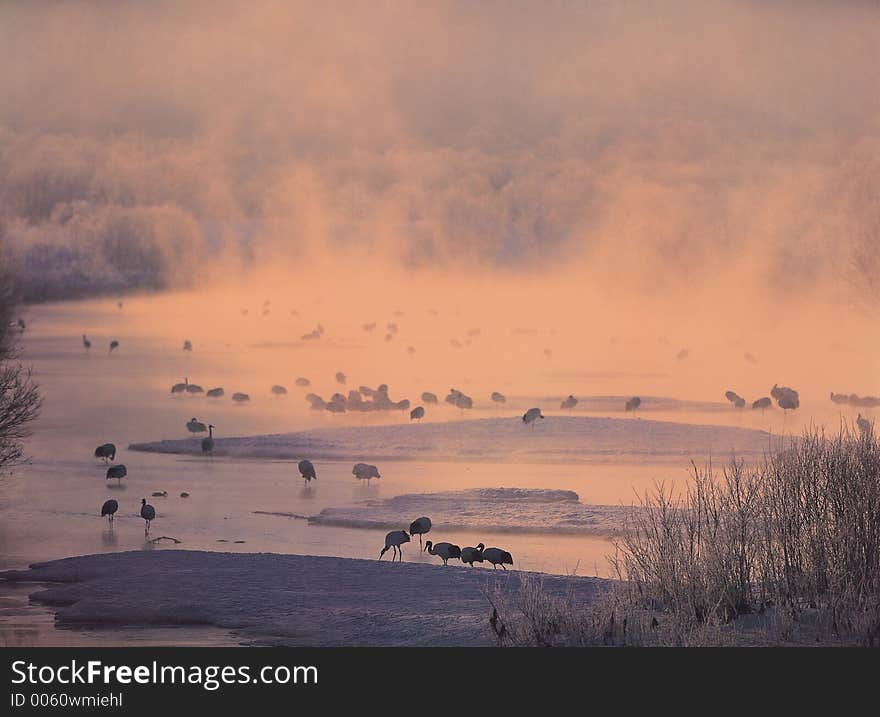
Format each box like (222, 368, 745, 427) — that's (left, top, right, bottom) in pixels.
(490, 427, 880, 646)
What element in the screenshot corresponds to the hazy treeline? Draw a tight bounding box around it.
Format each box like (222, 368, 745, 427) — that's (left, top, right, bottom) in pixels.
(0, 261, 40, 470)
(1, 1, 879, 302)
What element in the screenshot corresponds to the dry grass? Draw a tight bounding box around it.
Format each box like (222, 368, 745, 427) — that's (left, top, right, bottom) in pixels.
(489, 427, 880, 646)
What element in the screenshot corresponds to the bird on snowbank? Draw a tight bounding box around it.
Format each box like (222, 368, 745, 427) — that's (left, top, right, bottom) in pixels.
(461, 543, 485, 566)
(522, 407, 544, 426)
(379, 530, 410, 561)
(482, 547, 514, 570)
(425, 541, 461, 566)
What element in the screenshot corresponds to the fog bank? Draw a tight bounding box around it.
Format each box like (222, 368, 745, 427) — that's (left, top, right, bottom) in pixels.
(1, 1, 878, 307)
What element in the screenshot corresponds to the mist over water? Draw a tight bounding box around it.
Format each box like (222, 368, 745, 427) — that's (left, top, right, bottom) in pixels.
(1, 0, 878, 312)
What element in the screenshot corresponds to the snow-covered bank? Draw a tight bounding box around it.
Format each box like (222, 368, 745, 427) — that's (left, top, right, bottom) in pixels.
(0, 551, 606, 646)
(130, 415, 774, 464)
(305, 488, 630, 536)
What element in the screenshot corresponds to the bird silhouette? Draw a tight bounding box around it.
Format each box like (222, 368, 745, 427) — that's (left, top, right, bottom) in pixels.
(379, 530, 410, 561)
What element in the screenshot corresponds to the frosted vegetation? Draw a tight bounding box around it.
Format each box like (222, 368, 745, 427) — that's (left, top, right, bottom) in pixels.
(490, 428, 880, 646)
(0, 265, 41, 472)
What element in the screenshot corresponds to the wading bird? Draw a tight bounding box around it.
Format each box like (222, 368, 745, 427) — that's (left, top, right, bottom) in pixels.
(183, 340, 192, 352)
(206, 387, 224, 398)
(560, 395, 578, 410)
(94, 443, 116, 463)
(421, 392, 438, 404)
(625, 396, 642, 412)
(271, 385, 288, 396)
(106, 464, 127, 483)
(425, 541, 461, 566)
(410, 406, 425, 421)
(201, 425, 215, 454)
(752, 397, 772, 412)
(491, 392, 506, 404)
(408, 516, 432, 548)
(101, 499, 118, 523)
(482, 547, 514, 570)
(379, 530, 410, 561)
(298, 459, 317, 484)
(446, 389, 473, 410)
(725, 391, 746, 408)
(335, 372, 347, 385)
(186, 381, 204, 395)
(108, 340, 119, 354)
(461, 543, 485, 566)
(171, 378, 188, 394)
(232, 392, 250, 403)
(352, 463, 381, 483)
(522, 407, 544, 426)
(772, 384, 799, 412)
(140, 499, 156, 533)
(82, 334, 91, 351)
(186, 417, 207, 434)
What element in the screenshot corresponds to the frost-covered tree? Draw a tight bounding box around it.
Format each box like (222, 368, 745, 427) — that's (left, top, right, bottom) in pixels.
(0, 261, 40, 472)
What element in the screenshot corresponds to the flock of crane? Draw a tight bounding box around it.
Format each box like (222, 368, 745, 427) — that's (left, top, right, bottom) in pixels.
(82, 334, 119, 354)
(80, 325, 866, 427)
(79, 315, 873, 569)
(380, 519, 514, 569)
(91, 444, 515, 570)
(168, 367, 646, 428)
(295, 462, 514, 567)
(94, 442, 169, 535)
(722, 383, 800, 412)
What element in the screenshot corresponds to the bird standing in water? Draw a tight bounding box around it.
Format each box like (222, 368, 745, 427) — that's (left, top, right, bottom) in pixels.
(202, 424, 215, 454)
(140, 499, 156, 533)
(298, 459, 317, 484)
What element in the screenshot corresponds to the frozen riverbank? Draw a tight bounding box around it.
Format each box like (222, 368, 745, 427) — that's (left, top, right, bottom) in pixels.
(304, 487, 631, 536)
(1, 550, 607, 646)
(130, 415, 775, 464)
